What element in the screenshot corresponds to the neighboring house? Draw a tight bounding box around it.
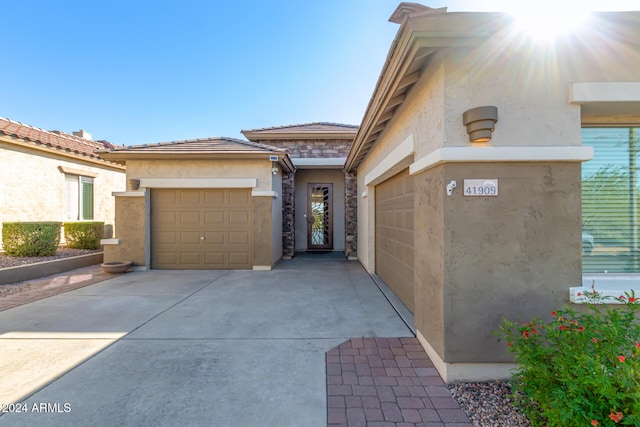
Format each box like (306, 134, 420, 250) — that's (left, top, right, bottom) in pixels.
(97, 137, 295, 270)
(242, 123, 358, 259)
(343, 3, 640, 381)
(0, 117, 126, 248)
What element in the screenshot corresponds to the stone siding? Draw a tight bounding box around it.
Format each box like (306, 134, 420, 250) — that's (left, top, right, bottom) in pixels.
(282, 172, 295, 258)
(258, 139, 352, 158)
(255, 138, 357, 257)
(344, 172, 358, 259)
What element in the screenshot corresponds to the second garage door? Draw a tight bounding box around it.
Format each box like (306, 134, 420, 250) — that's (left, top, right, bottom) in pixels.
(151, 189, 252, 269)
(375, 169, 415, 312)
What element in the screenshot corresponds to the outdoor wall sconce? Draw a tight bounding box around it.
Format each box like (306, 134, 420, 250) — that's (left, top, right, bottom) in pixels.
(462, 106, 498, 143)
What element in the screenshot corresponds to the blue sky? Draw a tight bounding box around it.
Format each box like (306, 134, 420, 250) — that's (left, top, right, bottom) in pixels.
(3, 0, 640, 146)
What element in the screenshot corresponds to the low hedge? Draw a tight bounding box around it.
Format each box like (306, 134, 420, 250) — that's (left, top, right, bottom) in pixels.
(2, 222, 61, 257)
(64, 222, 104, 250)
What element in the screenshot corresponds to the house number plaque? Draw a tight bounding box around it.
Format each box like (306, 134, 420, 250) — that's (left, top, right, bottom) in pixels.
(463, 179, 498, 196)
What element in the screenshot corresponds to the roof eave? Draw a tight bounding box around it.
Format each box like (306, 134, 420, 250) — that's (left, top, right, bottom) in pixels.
(344, 12, 501, 173)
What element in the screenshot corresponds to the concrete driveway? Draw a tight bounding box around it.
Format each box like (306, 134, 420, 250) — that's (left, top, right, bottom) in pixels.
(0, 255, 413, 426)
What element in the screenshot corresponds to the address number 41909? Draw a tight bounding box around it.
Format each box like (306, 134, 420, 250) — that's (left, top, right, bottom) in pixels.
(463, 179, 498, 197)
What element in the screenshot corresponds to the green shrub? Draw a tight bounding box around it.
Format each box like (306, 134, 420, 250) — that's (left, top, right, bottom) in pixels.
(64, 222, 104, 250)
(2, 222, 61, 257)
(497, 290, 640, 427)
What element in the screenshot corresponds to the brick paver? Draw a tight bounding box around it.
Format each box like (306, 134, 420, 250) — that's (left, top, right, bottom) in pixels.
(0, 265, 116, 312)
(327, 338, 472, 426)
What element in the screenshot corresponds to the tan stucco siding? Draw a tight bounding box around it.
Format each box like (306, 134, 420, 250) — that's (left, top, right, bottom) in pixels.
(103, 194, 147, 266)
(0, 141, 125, 246)
(125, 159, 273, 191)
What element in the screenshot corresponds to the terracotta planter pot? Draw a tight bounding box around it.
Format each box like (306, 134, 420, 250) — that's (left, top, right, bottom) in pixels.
(101, 261, 132, 274)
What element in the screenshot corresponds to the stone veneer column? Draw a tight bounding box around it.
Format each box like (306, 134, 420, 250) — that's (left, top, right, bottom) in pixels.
(281, 171, 296, 258)
(344, 171, 358, 259)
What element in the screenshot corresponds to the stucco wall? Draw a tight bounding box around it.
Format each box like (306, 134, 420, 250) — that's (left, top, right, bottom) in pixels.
(294, 169, 345, 251)
(413, 163, 581, 363)
(103, 193, 147, 266)
(125, 159, 273, 191)
(0, 140, 125, 247)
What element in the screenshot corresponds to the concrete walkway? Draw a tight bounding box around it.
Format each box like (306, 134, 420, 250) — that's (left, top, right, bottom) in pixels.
(0, 256, 471, 426)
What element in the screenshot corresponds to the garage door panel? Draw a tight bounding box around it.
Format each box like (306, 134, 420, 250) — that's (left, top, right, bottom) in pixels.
(155, 190, 178, 204)
(156, 231, 177, 244)
(180, 191, 202, 204)
(229, 211, 250, 224)
(156, 211, 176, 224)
(180, 252, 203, 264)
(205, 211, 225, 224)
(204, 231, 225, 244)
(152, 189, 252, 269)
(229, 231, 249, 244)
(376, 169, 415, 313)
(181, 211, 201, 224)
(156, 253, 177, 266)
(229, 252, 250, 265)
(229, 191, 250, 205)
(205, 191, 225, 204)
(205, 252, 225, 266)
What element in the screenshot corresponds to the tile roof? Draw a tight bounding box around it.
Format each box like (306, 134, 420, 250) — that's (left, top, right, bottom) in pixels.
(242, 122, 359, 142)
(102, 137, 288, 154)
(242, 122, 359, 134)
(0, 116, 117, 162)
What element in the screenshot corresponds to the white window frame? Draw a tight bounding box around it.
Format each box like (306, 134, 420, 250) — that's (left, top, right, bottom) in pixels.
(64, 174, 94, 221)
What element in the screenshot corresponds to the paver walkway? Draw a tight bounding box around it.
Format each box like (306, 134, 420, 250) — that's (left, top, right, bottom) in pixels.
(327, 338, 472, 426)
(0, 265, 117, 312)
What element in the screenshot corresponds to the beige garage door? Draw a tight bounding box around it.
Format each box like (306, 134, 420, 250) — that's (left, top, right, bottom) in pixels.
(375, 169, 415, 312)
(151, 189, 252, 269)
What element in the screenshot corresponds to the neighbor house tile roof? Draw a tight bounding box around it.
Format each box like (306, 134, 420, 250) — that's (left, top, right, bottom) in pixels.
(0, 116, 118, 164)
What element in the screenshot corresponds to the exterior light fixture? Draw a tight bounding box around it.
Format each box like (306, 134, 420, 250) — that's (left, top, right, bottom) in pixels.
(463, 106, 498, 143)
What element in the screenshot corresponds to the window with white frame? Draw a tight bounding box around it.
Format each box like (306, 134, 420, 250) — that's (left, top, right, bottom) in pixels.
(582, 127, 640, 273)
(64, 174, 94, 221)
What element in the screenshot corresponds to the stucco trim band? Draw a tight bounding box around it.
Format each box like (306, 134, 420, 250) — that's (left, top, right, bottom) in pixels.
(112, 190, 146, 197)
(416, 331, 515, 383)
(409, 146, 594, 176)
(364, 134, 415, 186)
(570, 82, 640, 103)
(100, 239, 120, 245)
(291, 158, 346, 169)
(251, 190, 278, 198)
(138, 178, 258, 189)
(57, 166, 98, 178)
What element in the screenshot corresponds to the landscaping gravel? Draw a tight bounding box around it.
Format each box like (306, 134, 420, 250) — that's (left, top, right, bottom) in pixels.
(448, 380, 531, 427)
(0, 247, 102, 269)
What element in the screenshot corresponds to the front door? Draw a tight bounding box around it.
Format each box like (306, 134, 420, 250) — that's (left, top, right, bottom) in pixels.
(307, 183, 333, 250)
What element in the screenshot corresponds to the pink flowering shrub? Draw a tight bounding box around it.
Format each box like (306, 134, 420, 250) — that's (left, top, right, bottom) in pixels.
(497, 290, 640, 426)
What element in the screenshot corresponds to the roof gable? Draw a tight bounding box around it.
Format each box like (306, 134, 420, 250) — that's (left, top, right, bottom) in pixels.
(242, 122, 358, 141)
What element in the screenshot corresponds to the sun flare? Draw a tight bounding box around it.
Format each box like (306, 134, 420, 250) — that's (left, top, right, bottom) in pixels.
(508, 6, 591, 41)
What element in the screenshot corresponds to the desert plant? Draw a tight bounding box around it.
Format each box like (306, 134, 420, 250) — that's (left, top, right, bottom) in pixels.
(63, 221, 104, 250)
(2, 222, 61, 256)
(497, 290, 640, 427)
